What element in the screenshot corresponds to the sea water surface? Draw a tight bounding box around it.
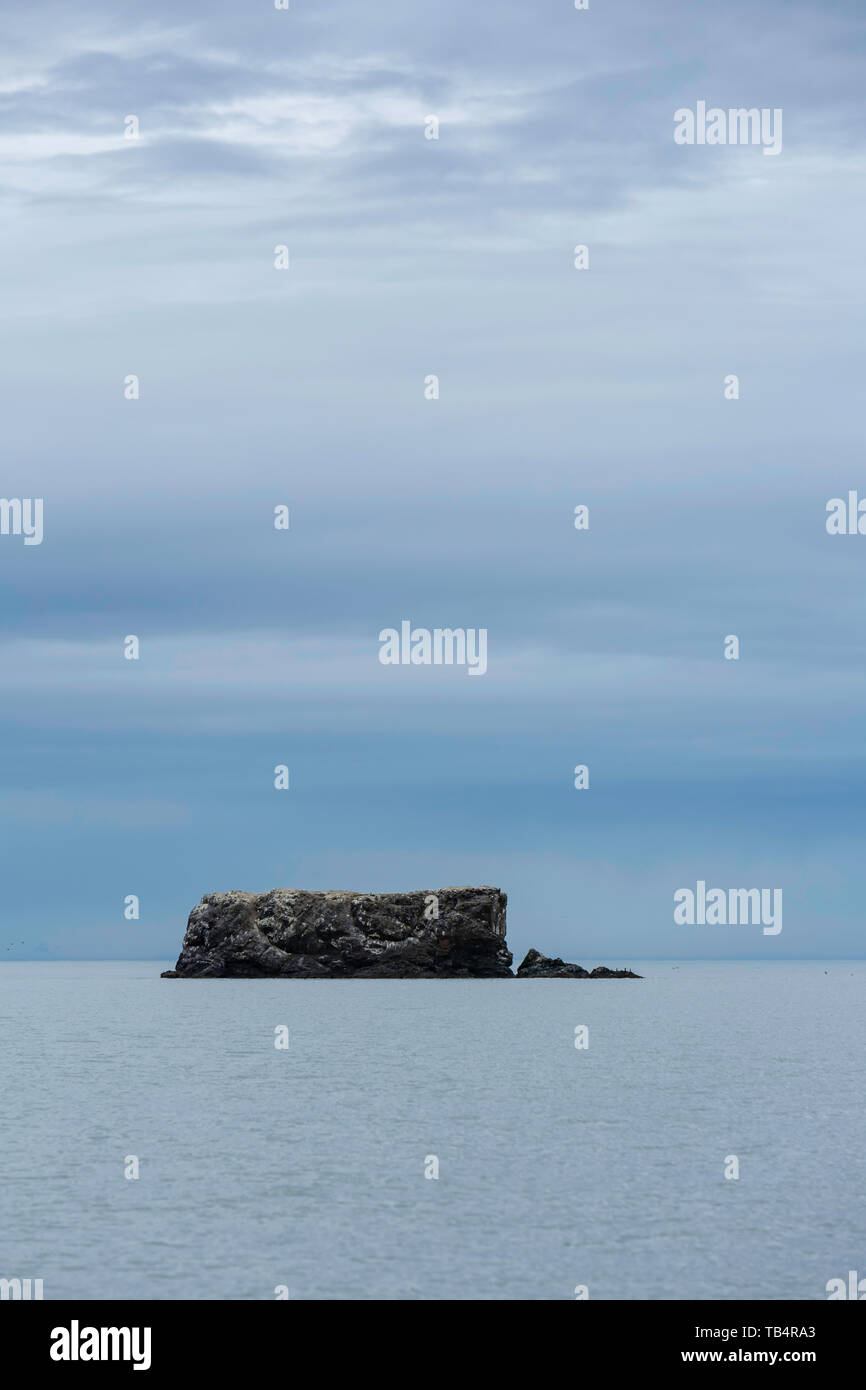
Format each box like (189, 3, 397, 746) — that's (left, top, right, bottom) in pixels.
(0, 960, 863, 1301)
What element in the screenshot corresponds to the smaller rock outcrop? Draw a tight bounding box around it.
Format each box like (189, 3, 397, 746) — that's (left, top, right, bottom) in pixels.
(516, 949, 589, 978)
(516, 949, 641, 978)
(588, 965, 642, 978)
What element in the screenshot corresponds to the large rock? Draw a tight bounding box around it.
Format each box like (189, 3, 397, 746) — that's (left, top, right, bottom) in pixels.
(516, 949, 641, 978)
(162, 886, 512, 978)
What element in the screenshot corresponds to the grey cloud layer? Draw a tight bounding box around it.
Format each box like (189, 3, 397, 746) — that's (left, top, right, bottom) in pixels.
(1, 0, 864, 958)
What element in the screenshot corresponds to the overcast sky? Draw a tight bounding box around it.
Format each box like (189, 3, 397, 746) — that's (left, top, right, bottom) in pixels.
(1, 0, 864, 962)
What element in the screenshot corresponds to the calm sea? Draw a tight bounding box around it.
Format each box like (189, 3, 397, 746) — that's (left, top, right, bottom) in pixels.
(1, 960, 862, 1300)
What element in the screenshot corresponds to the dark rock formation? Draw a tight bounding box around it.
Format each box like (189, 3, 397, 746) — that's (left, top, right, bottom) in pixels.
(516, 949, 641, 979)
(516, 949, 589, 978)
(162, 886, 512, 978)
(588, 965, 642, 978)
